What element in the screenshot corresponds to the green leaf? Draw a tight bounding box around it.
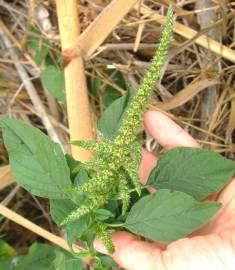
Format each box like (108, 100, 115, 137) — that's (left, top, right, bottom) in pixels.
(0, 258, 15, 270)
(94, 209, 114, 221)
(35, 46, 50, 67)
(61, 258, 83, 270)
(74, 170, 89, 187)
(148, 147, 235, 200)
(100, 256, 117, 268)
(66, 219, 88, 248)
(28, 26, 50, 66)
(71, 170, 89, 205)
(49, 170, 90, 247)
(124, 189, 221, 243)
(105, 69, 126, 89)
(0, 118, 71, 199)
(3, 243, 83, 270)
(50, 199, 88, 248)
(50, 199, 77, 225)
(0, 243, 83, 270)
(53, 249, 83, 270)
(66, 155, 81, 174)
(103, 87, 121, 107)
(102, 69, 125, 107)
(98, 86, 136, 139)
(40, 66, 66, 102)
(94, 254, 119, 270)
(0, 239, 17, 260)
(65, 155, 83, 182)
(80, 229, 95, 250)
(87, 69, 125, 101)
(15, 243, 56, 270)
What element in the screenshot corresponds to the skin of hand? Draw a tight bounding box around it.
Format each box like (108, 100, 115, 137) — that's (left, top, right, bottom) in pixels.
(94, 111, 235, 270)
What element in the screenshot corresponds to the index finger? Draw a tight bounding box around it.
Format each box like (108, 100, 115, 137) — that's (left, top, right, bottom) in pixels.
(144, 111, 200, 150)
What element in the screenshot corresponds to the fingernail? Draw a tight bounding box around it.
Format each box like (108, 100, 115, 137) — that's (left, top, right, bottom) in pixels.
(94, 239, 108, 254)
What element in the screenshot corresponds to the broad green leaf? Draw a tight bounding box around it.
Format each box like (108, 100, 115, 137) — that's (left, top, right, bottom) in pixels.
(74, 170, 89, 187)
(65, 155, 81, 179)
(50, 169, 91, 247)
(0, 259, 14, 270)
(148, 147, 235, 200)
(99, 255, 117, 269)
(125, 189, 221, 243)
(53, 249, 83, 270)
(80, 229, 95, 250)
(102, 69, 125, 107)
(34, 45, 50, 67)
(50, 199, 88, 248)
(98, 86, 136, 139)
(105, 69, 126, 89)
(28, 26, 50, 66)
(71, 170, 89, 205)
(94, 209, 114, 221)
(0, 243, 83, 270)
(56, 258, 83, 270)
(0, 118, 71, 199)
(94, 253, 121, 270)
(0, 239, 17, 259)
(66, 155, 80, 169)
(66, 219, 88, 248)
(40, 65, 66, 102)
(50, 199, 77, 225)
(87, 69, 125, 101)
(15, 243, 55, 270)
(103, 87, 121, 107)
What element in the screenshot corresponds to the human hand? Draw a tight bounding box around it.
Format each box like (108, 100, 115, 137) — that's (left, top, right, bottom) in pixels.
(94, 111, 235, 270)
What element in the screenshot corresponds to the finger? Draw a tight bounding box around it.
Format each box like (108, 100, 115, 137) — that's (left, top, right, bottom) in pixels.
(94, 231, 162, 270)
(144, 111, 200, 150)
(198, 178, 235, 235)
(138, 149, 157, 185)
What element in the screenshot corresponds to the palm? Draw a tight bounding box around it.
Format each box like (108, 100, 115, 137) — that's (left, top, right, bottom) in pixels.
(94, 111, 235, 270)
(137, 166, 235, 270)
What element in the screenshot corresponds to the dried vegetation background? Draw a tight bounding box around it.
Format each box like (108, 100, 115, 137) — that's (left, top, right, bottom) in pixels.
(0, 0, 235, 254)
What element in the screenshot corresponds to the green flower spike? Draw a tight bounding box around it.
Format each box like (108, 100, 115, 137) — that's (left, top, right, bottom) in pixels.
(61, 5, 174, 253)
(96, 221, 115, 254)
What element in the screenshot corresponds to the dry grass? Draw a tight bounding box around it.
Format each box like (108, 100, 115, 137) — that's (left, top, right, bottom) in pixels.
(0, 0, 234, 258)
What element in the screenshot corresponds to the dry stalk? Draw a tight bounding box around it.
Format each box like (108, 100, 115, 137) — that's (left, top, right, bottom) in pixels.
(196, 0, 220, 143)
(64, 0, 139, 60)
(56, 0, 93, 162)
(136, 4, 235, 64)
(154, 78, 220, 111)
(64, 2, 235, 64)
(0, 204, 91, 264)
(0, 165, 15, 190)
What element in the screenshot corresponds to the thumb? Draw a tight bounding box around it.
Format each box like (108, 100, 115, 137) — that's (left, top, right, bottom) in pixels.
(94, 231, 163, 270)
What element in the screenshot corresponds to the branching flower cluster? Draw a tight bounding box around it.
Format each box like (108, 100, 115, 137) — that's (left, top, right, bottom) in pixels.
(61, 6, 174, 253)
